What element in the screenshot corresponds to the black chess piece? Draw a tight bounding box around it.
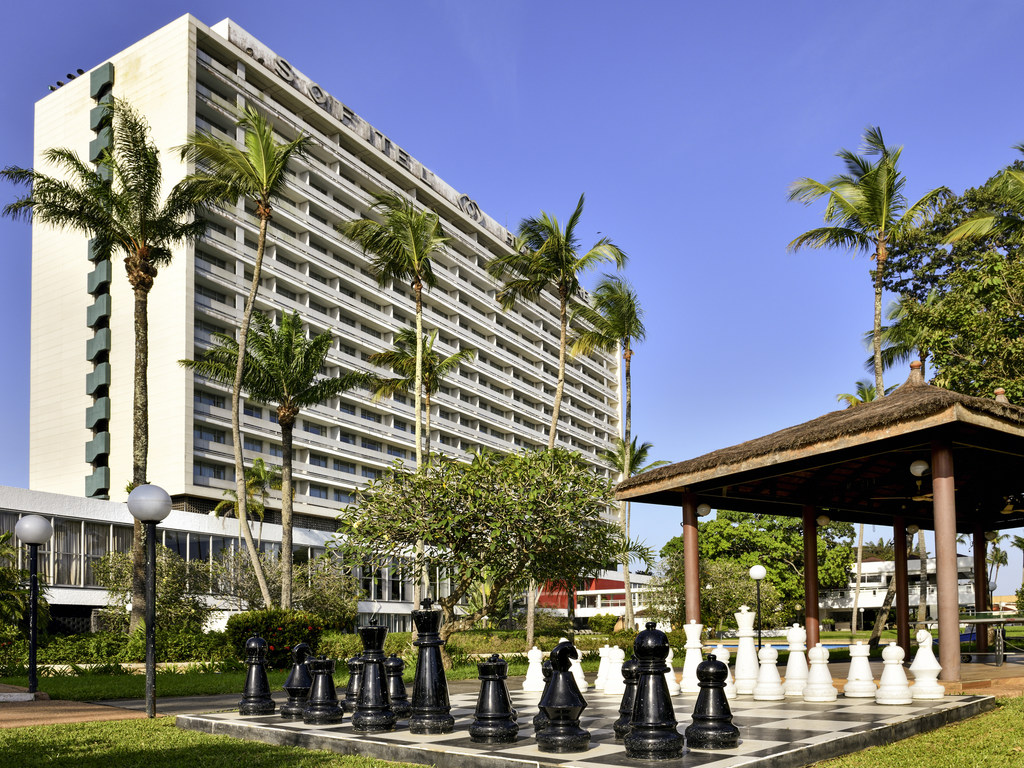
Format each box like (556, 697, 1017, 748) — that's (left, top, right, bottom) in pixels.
(352, 620, 397, 732)
(685, 653, 740, 749)
(385, 654, 411, 719)
(624, 622, 684, 760)
(409, 599, 455, 734)
(342, 655, 364, 713)
(536, 641, 590, 753)
(303, 656, 344, 724)
(613, 654, 640, 739)
(532, 659, 553, 733)
(238, 636, 276, 715)
(280, 642, 314, 719)
(469, 654, 519, 744)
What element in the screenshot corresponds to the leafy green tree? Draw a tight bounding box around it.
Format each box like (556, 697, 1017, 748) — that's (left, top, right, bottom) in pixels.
(2, 99, 217, 631)
(947, 146, 1024, 244)
(181, 311, 365, 609)
(0, 532, 30, 628)
(789, 126, 949, 397)
(1012, 536, 1024, 593)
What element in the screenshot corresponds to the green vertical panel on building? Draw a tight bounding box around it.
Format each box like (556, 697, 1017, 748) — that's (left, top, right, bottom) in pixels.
(89, 62, 114, 99)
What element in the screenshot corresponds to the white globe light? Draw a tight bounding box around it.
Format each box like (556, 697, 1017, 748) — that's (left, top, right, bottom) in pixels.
(816, 515, 831, 526)
(749, 564, 767, 581)
(126, 484, 172, 523)
(696, 503, 712, 517)
(909, 459, 930, 477)
(15, 515, 52, 545)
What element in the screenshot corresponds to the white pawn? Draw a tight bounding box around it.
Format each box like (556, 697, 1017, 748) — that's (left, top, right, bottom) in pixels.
(664, 647, 681, 695)
(910, 630, 944, 700)
(734, 605, 759, 695)
(680, 619, 703, 694)
(603, 646, 627, 696)
(594, 645, 611, 692)
(783, 623, 808, 697)
(522, 645, 546, 692)
(843, 642, 877, 698)
(803, 643, 838, 702)
(560, 636, 589, 689)
(875, 642, 913, 705)
(712, 645, 737, 700)
(752, 644, 785, 700)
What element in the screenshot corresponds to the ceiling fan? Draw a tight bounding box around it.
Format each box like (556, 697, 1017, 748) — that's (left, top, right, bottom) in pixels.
(871, 478, 933, 503)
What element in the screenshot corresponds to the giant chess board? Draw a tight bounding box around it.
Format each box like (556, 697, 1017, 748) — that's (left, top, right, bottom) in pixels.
(177, 688, 995, 768)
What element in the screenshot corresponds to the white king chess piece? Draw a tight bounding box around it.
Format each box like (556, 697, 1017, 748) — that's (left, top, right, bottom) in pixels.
(875, 642, 913, 705)
(522, 645, 546, 692)
(843, 641, 877, 697)
(802, 643, 838, 702)
(910, 630, 944, 700)
(733, 605, 758, 695)
(783, 623, 808, 697)
(680, 619, 704, 693)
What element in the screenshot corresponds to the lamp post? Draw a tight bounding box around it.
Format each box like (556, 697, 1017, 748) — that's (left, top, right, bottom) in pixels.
(126, 484, 172, 719)
(859, 607, 865, 633)
(749, 564, 767, 649)
(14, 515, 52, 694)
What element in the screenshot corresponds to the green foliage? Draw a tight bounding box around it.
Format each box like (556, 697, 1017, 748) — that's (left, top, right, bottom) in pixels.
(587, 613, 619, 633)
(0, 531, 30, 627)
(532, 609, 573, 636)
(225, 609, 324, 668)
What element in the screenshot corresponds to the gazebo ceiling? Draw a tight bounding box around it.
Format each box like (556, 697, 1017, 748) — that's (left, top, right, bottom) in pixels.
(617, 370, 1024, 533)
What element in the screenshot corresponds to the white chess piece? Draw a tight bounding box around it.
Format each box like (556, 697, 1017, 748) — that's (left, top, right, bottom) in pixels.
(910, 630, 944, 700)
(875, 642, 913, 705)
(783, 623, 808, 697)
(843, 642, 877, 697)
(522, 645, 546, 692)
(752, 644, 785, 700)
(680, 619, 704, 694)
(713, 644, 737, 699)
(734, 605, 758, 695)
(802, 643, 838, 702)
(664, 647, 681, 695)
(595, 645, 611, 692)
(603, 646, 627, 696)
(560, 636, 589, 690)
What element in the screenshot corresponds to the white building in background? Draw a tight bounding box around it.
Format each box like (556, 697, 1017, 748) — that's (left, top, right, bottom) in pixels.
(23, 16, 622, 631)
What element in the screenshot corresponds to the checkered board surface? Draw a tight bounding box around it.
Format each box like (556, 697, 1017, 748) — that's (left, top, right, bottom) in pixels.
(177, 688, 993, 768)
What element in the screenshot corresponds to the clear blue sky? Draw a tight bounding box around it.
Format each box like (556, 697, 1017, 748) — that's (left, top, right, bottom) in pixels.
(2, 1, 1023, 592)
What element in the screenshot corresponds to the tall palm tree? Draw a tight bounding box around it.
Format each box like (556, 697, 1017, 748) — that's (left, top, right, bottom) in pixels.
(861, 294, 938, 377)
(213, 457, 282, 548)
(988, 546, 1008, 597)
(836, 379, 896, 408)
(365, 328, 476, 460)
(181, 311, 365, 608)
(789, 127, 949, 396)
(179, 105, 309, 606)
(1012, 536, 1024, 593)
(2, 99, 215, 631)
(948, 144, 1024, 243)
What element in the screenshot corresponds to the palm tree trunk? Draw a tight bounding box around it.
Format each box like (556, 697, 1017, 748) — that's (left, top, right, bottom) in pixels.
(547, 291, 569, 450)
(280, 417, 294, 610)
(525, 581, 537, 646)
(868, 577, 897, 649)
(129, 284, 150, 632)
(424, 390, 432, 461)
(413, 282, 426, 611)
(621, 345, 634, 630)
(851, 524, 864, 638)
(872, 241, 886, 396)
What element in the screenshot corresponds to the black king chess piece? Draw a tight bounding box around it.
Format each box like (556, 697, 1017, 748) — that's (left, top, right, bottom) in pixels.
(238, 636, 276, 715)
(685, 653, 740, 749)
(532, 659, 553, 733)
(303, 656, 344, 725)
(624, 622, 684, 760)
(342, 655, 364, 713)
(536, 641, 590, 753)
(613, 654, 640, 739)
(280, 642, 314, 719)
(469, 654, 519, 744)
(409, 598, 455, 734)
(385, 654, 411, 719)
(352, 619, 398, 732)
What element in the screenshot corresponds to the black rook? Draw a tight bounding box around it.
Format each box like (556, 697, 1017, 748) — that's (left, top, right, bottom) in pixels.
(352, 620, 397, 732)
(303, 656, 344, 724)
(469, 654, 519, 744)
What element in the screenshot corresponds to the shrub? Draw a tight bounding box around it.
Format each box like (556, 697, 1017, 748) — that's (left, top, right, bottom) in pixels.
(587, 613, 619, 634)
(318, 630, 412, 662)
(225, 609, 324, 668)
(533, 609, 572, 636)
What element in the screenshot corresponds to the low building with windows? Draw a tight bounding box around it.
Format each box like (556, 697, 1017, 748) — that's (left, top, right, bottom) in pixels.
(536, 570, 654, 631)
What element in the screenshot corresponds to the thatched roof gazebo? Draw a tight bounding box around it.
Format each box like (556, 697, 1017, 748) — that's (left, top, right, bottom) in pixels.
(617, 363, 1024, 682)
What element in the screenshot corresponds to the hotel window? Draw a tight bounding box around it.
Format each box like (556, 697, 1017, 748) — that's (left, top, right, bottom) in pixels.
(334, 489, 355, 503)
(362, 467, 381, 480)
(195, 461, 227, 480)
(195, 283, 229, 306)
(309, 484, 328, 499)
(52, 518, 82, 586)
(243, 437, 263, 452)
(394, 419, 408, 432)
(339, 431, 356, 444)
(361, 410, 382, 423)
(361, 438, 382, 452)
(195, 390, 225, 409)
(244, 403, 262, 418)
(303, 420, 325, 436)
(310, 453, 328, 468)
(387, 446, 407, 459)
(390, 563, 407, 601)
(269, 444, 283, 457)
(334, 459, 355, 474)
(339, 401, 356, 415)
(194, 425, 226, 444)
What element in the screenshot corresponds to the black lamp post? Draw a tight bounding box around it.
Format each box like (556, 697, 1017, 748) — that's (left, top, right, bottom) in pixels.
(126, 484, 172, 719)
(14, 514, 52, 694)
(749, 564, 766, 650)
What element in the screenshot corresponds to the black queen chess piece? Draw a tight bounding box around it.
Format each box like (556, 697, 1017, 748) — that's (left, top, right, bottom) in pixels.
(469, 654, 519, 744)
(238, 636, 276, 715)
(685, 653, 740, 749)
(624, 622, 684, 760)
(342, 655, 364, 713)
(280, 642, 314, 719)
(409, 599, 455, 734)
(532, 659, 554, 733)
(303, 656, 344, 725)
(613, 654, 640, 739)
(352, 619, 398, 733)
(536, 641, 590, 753)
(385, 654, 411, 719)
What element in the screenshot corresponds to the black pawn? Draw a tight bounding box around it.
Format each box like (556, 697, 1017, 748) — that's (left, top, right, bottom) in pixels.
(409, 599, 455, 734)
(532, 659, 553, 733)
(624, 622, 684, 760)
(536, 641, 590, 753)
(613, 655, 640, 739)
(303, 656, 344, 724)
(238, 636, 276, 715)
(685, 653, 740, 750)
(342, 655, 364, 713)
(280, 642, 314, 719)
(385, 654, 411, 719)
(352, 620, 397, 733)
(470, 654, 519, 744)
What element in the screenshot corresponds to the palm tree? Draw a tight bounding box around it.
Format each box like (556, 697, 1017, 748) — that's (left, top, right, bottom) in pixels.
(861, 294, 937, 377)
(789, 126, 949, 397)
(213, 458, 282, 548)
(365, 328, 476, 460)
(836, 379, 896, 408)
(179, 105, 309, 606)
(948, 144, 1024, 243)
(1012, 536, 1024, 593)
(988, 546, 1008, 597)
(2, 99, 215, 631)
(182, 311, 365, 608)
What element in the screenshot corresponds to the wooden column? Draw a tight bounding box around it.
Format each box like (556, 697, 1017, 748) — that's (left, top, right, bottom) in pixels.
(802, 506, 820, 648)
(893, 516, 910, 654)
(973, 527, 989, 653)
(931, 438, 961, 682)
(682, 493, 701, 624)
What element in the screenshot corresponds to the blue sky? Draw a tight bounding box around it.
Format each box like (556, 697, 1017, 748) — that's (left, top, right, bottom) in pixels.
(2, 1, 1023, 592)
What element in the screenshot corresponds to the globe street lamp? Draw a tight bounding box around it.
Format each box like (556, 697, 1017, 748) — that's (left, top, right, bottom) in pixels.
(14, 515, 52, 694)
(127, 484, 172, 719)
(749, 564, 767, 650)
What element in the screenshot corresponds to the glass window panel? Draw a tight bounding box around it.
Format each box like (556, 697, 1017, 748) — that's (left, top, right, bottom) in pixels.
(52, 518, 81, 586)
(190, 535, 209, 562)
(164, 530, 187, 558)
(84, 522, 108, 587)
(113, 525, 134, 554)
